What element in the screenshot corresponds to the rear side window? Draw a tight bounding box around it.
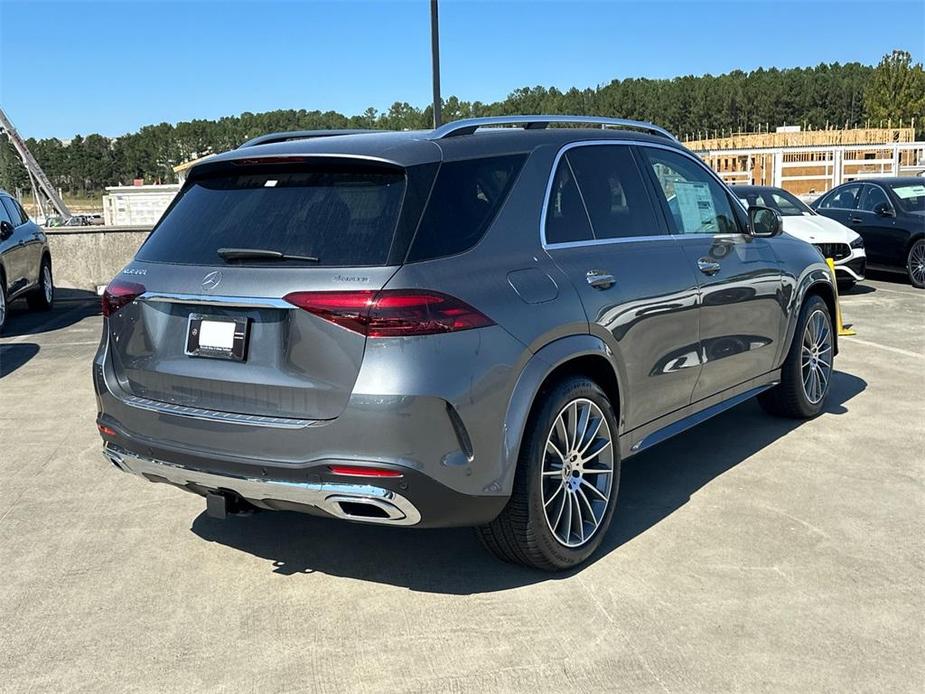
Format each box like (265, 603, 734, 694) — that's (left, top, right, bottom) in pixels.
(136, 167, 406, 266)
(565, 146, 662, 239)
(407, 154, 525, 262)
(544, 157, 594, 244)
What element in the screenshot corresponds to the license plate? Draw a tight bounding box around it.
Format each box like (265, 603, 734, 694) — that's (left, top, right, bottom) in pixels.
(185, 314, 249, 361)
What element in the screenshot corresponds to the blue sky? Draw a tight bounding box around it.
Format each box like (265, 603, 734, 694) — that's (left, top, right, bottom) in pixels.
(2, 0, 923, 139)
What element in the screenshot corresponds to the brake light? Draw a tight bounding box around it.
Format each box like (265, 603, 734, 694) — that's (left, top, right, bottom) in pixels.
(283, 290, 494, 337)
(102, 279, 145, 317)
(328, 465, 403, 478)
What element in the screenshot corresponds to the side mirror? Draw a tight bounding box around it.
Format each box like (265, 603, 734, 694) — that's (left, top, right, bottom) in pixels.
(749, 206, 783, 237)
(0, 220, 13, 241)
(874, 202, 895, 218)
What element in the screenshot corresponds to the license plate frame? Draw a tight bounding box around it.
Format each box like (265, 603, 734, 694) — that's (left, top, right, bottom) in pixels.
(184, 314, 249, 362)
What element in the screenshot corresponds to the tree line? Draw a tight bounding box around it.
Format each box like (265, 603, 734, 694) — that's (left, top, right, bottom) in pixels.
(1, 50, 922, 197)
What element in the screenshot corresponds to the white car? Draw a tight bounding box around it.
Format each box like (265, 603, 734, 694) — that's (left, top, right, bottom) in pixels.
(732, 185, 866, 289)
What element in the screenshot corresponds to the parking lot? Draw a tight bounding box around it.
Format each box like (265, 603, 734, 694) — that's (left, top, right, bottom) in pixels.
(0, 276, 922, 693)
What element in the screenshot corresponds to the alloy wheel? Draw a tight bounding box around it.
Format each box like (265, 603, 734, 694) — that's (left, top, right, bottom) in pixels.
(541, 398, 614, 548)
(43, 265, 53, 304)
(0, 284, 5, 328)
(801, 309, 832, 404)
(910, 242, 925, 287)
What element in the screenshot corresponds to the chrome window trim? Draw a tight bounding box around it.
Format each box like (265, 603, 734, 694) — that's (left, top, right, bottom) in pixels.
(540, 140, 749, 251)
(140, 291, 292, 309)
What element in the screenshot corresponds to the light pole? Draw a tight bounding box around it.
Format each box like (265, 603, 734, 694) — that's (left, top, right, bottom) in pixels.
(430, 0, 442, 128)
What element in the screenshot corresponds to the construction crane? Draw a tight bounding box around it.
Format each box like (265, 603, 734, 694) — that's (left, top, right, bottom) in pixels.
(0, 106, 71, 223)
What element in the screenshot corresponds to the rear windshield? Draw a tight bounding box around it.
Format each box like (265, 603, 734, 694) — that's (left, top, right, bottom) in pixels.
(136, 166, 406, 266)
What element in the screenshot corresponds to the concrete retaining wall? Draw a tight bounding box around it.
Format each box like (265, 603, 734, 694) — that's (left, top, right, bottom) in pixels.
(45, 226, 151, 290)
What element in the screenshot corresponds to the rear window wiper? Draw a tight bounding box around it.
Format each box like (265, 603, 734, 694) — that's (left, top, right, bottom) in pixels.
(217, 248, 319, 263)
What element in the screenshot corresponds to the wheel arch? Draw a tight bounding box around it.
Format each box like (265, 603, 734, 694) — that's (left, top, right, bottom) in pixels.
(497, 334, 624, 498)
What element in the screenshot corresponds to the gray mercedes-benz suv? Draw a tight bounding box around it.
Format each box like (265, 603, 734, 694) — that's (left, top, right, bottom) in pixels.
(94, 116, 838, 570)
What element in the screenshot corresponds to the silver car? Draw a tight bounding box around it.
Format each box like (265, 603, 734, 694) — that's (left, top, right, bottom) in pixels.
(94, 116, 838, 570)
(0, 190, 54, 333)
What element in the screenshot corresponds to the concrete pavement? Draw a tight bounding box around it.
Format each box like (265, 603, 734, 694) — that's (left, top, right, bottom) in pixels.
(0, 278, 922, 693)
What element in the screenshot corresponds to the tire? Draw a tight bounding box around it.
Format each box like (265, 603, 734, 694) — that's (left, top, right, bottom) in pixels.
(0, 272, 7, 335)
(26, 256, 54, 311)
(758, 294, 833, 419)
(478, 376, 621, 571)
(907, 239, 925, 289)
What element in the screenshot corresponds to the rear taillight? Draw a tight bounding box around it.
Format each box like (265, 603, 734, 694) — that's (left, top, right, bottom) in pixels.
(102, 279, 145, 317)
(283, 290, 494, 337)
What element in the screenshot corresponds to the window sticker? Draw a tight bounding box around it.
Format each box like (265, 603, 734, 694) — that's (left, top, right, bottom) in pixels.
(674, 181, 718, 233)
(893, 184, 925, 200)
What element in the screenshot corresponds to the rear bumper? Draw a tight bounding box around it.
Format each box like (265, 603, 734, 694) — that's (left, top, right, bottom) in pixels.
(102, 441, 507, 528)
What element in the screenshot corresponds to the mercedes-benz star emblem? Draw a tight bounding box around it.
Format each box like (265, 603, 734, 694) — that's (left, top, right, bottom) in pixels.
(201, 271, 223, 291)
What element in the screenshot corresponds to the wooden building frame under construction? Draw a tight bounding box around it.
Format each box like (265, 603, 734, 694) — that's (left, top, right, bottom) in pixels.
(686, 127, 925, 196)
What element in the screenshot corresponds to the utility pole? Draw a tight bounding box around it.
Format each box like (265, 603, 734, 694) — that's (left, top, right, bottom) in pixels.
(430, 0, 442, 128)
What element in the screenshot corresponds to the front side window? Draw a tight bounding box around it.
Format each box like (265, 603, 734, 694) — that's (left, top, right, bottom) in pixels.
(1, 197, 26, 226)
(818, 184, 861, 210)
(859, 185, 891, 213)
(641, 148, 740, 235)
(0, 198, 13, 226)
(564, 145, 662, 239)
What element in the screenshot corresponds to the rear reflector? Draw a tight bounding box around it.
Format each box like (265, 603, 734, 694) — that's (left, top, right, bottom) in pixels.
(328, 465, 403, 478)
(97, 424, 117, 437)
(102, 279, 146, 317)
(284, 289, 493, 337)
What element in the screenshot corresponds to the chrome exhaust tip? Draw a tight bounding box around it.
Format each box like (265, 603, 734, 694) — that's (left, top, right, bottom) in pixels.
(324, 495, 408, 522)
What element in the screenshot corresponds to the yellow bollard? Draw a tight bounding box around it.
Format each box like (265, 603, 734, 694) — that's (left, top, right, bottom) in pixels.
(826, 258, 856, 336)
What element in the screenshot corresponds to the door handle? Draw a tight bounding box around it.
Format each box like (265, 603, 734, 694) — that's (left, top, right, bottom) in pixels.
(697, 258, 721, 276)
(849, 216, 863, 224)
(586, 270, 615, 289)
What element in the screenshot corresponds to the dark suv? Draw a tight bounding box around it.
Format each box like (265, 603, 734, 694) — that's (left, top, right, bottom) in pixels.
(0, 190, 54, 333)
(94, 116, 838, 570)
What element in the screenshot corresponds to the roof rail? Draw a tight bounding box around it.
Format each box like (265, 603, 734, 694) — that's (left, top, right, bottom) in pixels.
(430, 116, 678, 141)
(237, 129, 378, 149)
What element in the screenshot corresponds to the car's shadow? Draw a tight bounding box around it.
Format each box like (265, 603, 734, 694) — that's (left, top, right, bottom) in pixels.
(191, 371, 867, 594)
(0, 343, 40, 377)
(1, 288, 100, 338)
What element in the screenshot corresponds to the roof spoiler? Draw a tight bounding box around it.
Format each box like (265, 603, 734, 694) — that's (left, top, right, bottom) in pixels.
(430, 116, 678, 141)
(237, 129, 380, 149)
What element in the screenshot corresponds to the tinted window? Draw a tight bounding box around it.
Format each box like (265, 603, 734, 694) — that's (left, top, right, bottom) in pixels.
(0, 198, 13, 225)
(565, 146, 662, 239)
(544, 157, 594, 244)
(818, 184, 861, 210)
(407, 154, 525, 262)
(137, 167, 406, 266)
(1, 197, 26, 226)
(642, 148, 740, 235)
(859, 185, 890, 212)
